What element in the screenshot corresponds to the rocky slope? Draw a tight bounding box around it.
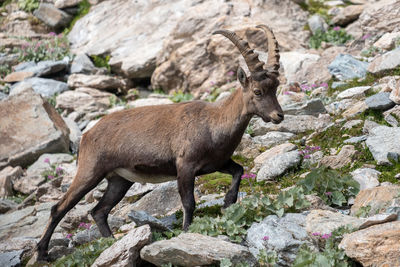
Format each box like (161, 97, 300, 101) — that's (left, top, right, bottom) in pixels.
(1, 0, 400, 266)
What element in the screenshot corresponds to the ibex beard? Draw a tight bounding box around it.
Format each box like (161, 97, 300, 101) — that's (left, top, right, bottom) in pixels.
(33, 25, 284, 262)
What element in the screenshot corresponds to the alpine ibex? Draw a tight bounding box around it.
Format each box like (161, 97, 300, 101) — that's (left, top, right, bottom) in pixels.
(35, 25, 283, 261)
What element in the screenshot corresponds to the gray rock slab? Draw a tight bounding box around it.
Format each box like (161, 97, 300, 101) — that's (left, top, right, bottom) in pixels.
(70, 53, 95, 74)
(252, 131, 295, 147)
(92, 225, 152, 267)
(257, 150, 301, 181)
(343, 135, 367, 144)
(337, 86, 371, 99)
(0, 199, 18, 214)
(13, 60, 68, 77)
(366, 126, 400, 165)
(127, 210, 170, 231)
(351, 168, 380, 191)
(141, 233, 257, 266)
(11, 77, 69, 98)
(283, 98, 327, 116)
(368, 47, 400, 74)
(0, 250, 23, 267)
(246, 213, 315, 266)
(308, 14, 328, 34)
(328, 54, 369, 81)
(34, 3, 72, 28)
(0, 89, 70, 169)
(365, 92, 395, 111)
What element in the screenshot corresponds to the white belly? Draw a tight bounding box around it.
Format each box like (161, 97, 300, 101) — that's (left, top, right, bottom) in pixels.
(113, 168, 176, 184)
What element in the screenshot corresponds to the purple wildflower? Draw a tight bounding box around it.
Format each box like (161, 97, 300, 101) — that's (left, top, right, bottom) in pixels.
(241, 173, 256, 180)
(333, 26, 341, 31)
(227, 71, 235, 76)
(44, 158, 50, 164)
(300, 84, 310, 91)
(66, 233, 73, 239)
(210, 81, 215, 86)
(362, 34, 372, 40)
(320, 82, 328, 88)
(49, 32, 56, 36)
(304, 154, 311, 159)
(56, 166, 63, 174)
(283, 91, 291, 95)
(262, 236, 269, 241)
(321, 233, 332, 239)
(48, 175, 54, 180)
(311, 84, 317, 88)
(312, 232, 321, 236)
(325, 192, 332, 196)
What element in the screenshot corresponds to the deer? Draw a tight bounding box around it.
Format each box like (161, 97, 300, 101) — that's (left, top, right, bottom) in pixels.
(33, 24, 283, 262)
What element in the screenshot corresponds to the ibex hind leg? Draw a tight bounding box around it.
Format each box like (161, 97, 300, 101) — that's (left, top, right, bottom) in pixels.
(90, 173, 133, 237)
(219, 159, 244, 208)
(36, 167, 105, 261)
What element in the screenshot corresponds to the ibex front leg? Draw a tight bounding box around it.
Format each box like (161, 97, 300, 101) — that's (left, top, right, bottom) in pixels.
(177, 164, 196, 231)
(219, 159, 244, 208)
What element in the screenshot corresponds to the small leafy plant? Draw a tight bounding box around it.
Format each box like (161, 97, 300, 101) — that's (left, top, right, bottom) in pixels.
(169, 90, 193, 103)
(41, 157, 65, 181)
(15, 33, 71, 62)
(309, 27, 353, 49)
(297, 167, 360, 206)
(18, 0, 39, 12)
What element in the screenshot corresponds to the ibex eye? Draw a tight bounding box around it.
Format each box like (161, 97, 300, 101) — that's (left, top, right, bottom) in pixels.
(254, 89, 262, 96)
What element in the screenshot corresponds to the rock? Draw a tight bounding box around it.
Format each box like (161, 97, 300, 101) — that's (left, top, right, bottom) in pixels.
(383, 105, 400, 127)
(0, 202, 55, 239)
(331, 5, 364, 26)
(326, 98, 357, 115)
(0, 89, 70, 169)
(55, 0, 83, 9)
(365, 92, 395, 111)
(374, 32, 400, 51)
(10, 78, 69, 98)
(127, 210, 170, 231)
(0, 237, 37, 260)
(257, 150, 301, 181)
(308, 14, 328, 34)
(365, 126, 400, 165)
(252, 132, 295, 148)
(279, 52, 320, 83)
(0, 92, 7, 101)
(282, 99, 327, 116)
(48, 246, 75, 262)
(92, 225, 152, 267)
(0, 166, 23, 198)
(362, 119, 380, 134)
(350, 168, 380, 191)
(11, 60, 68, 78)
(60, 203, 96, 231)
(234, 134, 263, 159)
(342, 100, 369, 118)
(56, 87, 112, 116)
(130, 181, 181, 217)
(351, 185, 400, 216)
(127, 98, 173, 108)
(141, 233, 256, 266)
(0, 199, 18, 214)
(328, 54, 369, 81)
(251, 114, 331, 135)
(118, 222, 137, 233)
(124, 183, 158, 202)
(339, 221, 400, 267)
(13, 175, 45, 195)
(342, 119, 363, 130)
(33, 3, 72, 29)
(389, 79, 400, 104)
(343, 135, 367, 144)
(337, 86, 371, 99)
(246, 213, 315, 266)
(3, 71, 34, 83)
(320, 145, 357, 169)
(0, 250, 23, 267)
(253, 143, 297, 172)
(358, 213, 398, 229)
(67, 74, 125, 92)
(70, 53, 96, 74)
(368, 48, 400, 75)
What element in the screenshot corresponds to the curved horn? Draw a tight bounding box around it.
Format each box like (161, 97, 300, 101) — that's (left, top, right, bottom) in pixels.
(256, 25, 280, 74)
(213, 30, 264, 73)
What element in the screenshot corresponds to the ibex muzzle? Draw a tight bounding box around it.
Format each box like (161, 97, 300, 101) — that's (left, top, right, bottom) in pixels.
(33, 25, 283, 263)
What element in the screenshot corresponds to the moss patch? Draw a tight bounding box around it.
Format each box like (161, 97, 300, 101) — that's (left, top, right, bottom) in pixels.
(63, 0, 91, 34)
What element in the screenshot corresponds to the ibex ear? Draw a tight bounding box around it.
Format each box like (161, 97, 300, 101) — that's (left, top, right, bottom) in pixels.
(237, 67, 248, 90)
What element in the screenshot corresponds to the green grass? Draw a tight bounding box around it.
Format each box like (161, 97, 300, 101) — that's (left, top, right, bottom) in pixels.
(63, 0, 91, 35)
(376, 160, 400, 184)
(90, 54, 111, 72)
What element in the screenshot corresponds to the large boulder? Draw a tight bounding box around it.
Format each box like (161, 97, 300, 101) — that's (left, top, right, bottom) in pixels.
(0, 89, 70, 169)
(141, 233, 256, 266)
(339, 221, 400, 267)
(365, 126, 400, 165)
(368, 48, 400, 75)
(91, 225, 151, 267)
(10, 78, 69, 98)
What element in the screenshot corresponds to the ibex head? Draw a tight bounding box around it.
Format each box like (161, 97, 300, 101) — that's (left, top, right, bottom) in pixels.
(214, 25, 284, 124)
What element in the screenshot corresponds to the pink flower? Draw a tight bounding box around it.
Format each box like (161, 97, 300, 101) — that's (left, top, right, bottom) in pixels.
(283, 91, 291, 95)
(320, 82, 328, 88)
(49, 32, 56, 36)
(227, 71, 235, 76)
(56, 167, 63, 174)
(325, 192, 332, 196)
(333, 26, 341, 31)
(241, 173, 256, 180)
(321, 233, 332, 239)
(300, 84, 310, 91)
(362, 34, 372, 40)
(262, 236, 269, 241)
(48, 175, 54, 180)
(312, 232, 321, 236)
(44, 158, 50, 164)
(66, 233, 73, 239)
(304, 154, 311, 159)
(210, 81, 215, 86)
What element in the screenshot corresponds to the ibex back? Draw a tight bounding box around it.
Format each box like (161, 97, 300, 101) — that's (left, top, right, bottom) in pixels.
(35, 25, 284, 262)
